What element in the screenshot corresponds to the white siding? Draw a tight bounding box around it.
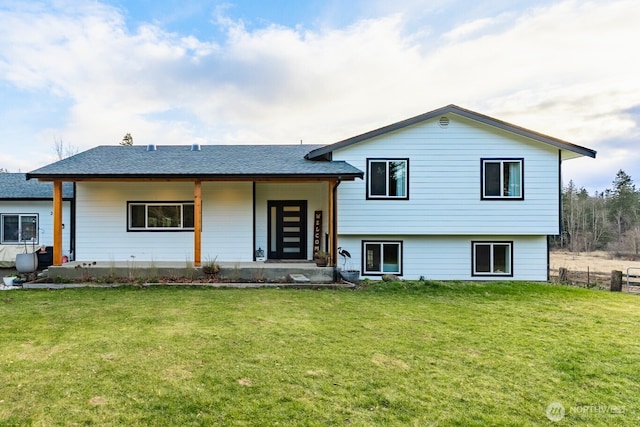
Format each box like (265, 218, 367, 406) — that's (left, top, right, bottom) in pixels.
(76, 182, 253, 262)
(0, 200, 72, 254)
(255, 182, 328, 259)
(338, 235, 548, 281)
(334, 115, 561, 235)
(202, 182, 253, 262)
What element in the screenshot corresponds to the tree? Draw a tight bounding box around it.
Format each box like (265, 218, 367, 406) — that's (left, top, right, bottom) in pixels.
(0, 167, 9, 173)
(561, 180, 581, 251)
(605, 170, 639, 241)
(553, 170, 640, 254)
(120, 133, 133, 146)
(584, 191, 609, 251)
(54, 137, 79, 160)
(558, 183, 610, 252)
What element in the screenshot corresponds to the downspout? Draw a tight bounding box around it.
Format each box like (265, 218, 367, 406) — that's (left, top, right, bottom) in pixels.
(558, 150, 563, 237)
(252, 181, 256, 261)
(70, 182, 76, 261)
(332, 178, 341, 282)
(552, 150, 562, 281)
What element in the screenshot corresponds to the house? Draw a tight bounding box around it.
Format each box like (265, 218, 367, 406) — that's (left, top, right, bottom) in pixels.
(26, 105, 596, 280)
(0, 173, 74, 267)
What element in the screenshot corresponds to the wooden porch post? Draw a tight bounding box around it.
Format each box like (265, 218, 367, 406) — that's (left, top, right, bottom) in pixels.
(194, 180, 202, 267)
(53, 180, 63, 266)
(327, 179, 336, 267)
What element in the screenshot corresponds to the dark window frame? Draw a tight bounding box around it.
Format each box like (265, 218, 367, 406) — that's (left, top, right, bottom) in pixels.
(1, 213, 39, 244)
(366, 158, 410, 200)
(361, 240, 403, 275)
(471, 241, 514, 277)
(481, 158, 524, 200)
(126, 201, 195, 232)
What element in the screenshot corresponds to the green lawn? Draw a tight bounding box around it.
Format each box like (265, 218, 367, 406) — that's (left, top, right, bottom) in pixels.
(1, 281, 639, 426)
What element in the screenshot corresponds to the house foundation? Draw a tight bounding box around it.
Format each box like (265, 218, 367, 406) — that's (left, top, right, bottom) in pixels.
(45, 261, 335, 283)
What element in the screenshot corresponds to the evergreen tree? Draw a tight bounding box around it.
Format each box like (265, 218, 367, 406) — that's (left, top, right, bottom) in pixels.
(605, 170, 639, 240)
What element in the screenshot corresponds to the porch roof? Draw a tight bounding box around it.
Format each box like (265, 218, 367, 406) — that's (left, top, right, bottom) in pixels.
(0, 173, 74, 199)
(26, 144, 363, 181)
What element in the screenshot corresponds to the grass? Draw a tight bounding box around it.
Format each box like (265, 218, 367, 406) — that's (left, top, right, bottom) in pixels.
(1, 281, 639, 426)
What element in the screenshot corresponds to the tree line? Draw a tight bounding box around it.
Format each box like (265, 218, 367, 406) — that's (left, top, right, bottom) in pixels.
(554, 170, 640, 255)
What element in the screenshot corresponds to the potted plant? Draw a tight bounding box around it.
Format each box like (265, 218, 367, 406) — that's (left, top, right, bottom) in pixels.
(313, 251, 329, 267)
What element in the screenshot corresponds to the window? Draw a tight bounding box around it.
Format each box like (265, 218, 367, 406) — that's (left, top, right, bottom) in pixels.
(362, 241, 403, 275)
(472, 242, 513, 276)
(1, 214, 38, 244)
(482, 159, 523, 199)
(127, 202, 194, 231)
(367, 159, 408, 199)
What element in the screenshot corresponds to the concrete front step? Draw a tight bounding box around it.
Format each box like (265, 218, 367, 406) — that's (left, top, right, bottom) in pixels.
(288, 273, 311, 283)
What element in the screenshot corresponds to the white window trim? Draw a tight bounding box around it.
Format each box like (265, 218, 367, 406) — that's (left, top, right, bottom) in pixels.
(1, 213, 39, 245)
(481, 158, 523, 199)
(366, 158, 409, 199)
(362, 240, 403, 275)
(127, 202, 194, 231)
(472, 241, 513, 276)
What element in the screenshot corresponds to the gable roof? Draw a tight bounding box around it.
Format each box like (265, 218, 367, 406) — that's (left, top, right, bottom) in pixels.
(26, 144, 363, 181)
(0, 173, 74, 200)
(306, 104, 597, 161)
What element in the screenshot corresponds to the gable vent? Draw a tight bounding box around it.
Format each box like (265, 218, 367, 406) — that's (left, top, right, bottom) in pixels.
(146, 144, 157, 151)
(190, 143, 201, 151)
(439, 116, 450, 128)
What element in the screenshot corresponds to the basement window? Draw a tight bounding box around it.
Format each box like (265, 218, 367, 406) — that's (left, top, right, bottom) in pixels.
(362, 241, 403, 275)
(472, 241, 513, 276)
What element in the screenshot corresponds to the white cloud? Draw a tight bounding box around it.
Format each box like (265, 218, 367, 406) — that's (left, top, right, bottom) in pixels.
(442, 14, 511, 41)
(0, 0, 639, 192)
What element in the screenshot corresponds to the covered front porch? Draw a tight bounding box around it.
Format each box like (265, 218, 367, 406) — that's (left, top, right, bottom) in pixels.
(26, 144, 363, 272)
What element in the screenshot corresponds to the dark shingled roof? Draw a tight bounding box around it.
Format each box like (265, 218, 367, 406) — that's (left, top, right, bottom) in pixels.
(0, 173, 74, 200)
(306, 104, 597, 161)
(26, 144, 363, 180)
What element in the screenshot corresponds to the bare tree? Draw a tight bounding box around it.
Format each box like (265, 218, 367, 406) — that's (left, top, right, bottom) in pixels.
(54, 137, 79, 160)
(559, 184, 610, 252)
(585, 192, 608, 251)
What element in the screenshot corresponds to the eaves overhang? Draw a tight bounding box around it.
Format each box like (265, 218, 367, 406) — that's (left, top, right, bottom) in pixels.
(306, 104, 597, 160)
(25, 172, 364, 182)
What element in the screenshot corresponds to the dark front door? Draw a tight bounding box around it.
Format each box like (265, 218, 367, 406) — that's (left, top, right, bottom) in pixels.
(268, 201, 307, 260)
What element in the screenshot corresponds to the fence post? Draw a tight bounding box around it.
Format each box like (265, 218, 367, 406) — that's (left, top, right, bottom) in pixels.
(611, 270, 623, 292)
(559, 267, 569, 283)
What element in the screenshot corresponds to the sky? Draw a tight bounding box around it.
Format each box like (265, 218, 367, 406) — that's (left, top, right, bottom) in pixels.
(1, 0, 639, 194)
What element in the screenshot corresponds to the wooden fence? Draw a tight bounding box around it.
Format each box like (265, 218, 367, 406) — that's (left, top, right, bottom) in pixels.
(550, 267, 640, 293)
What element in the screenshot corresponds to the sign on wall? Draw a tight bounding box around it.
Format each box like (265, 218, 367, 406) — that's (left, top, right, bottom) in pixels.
(313, 210, 322, 256)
